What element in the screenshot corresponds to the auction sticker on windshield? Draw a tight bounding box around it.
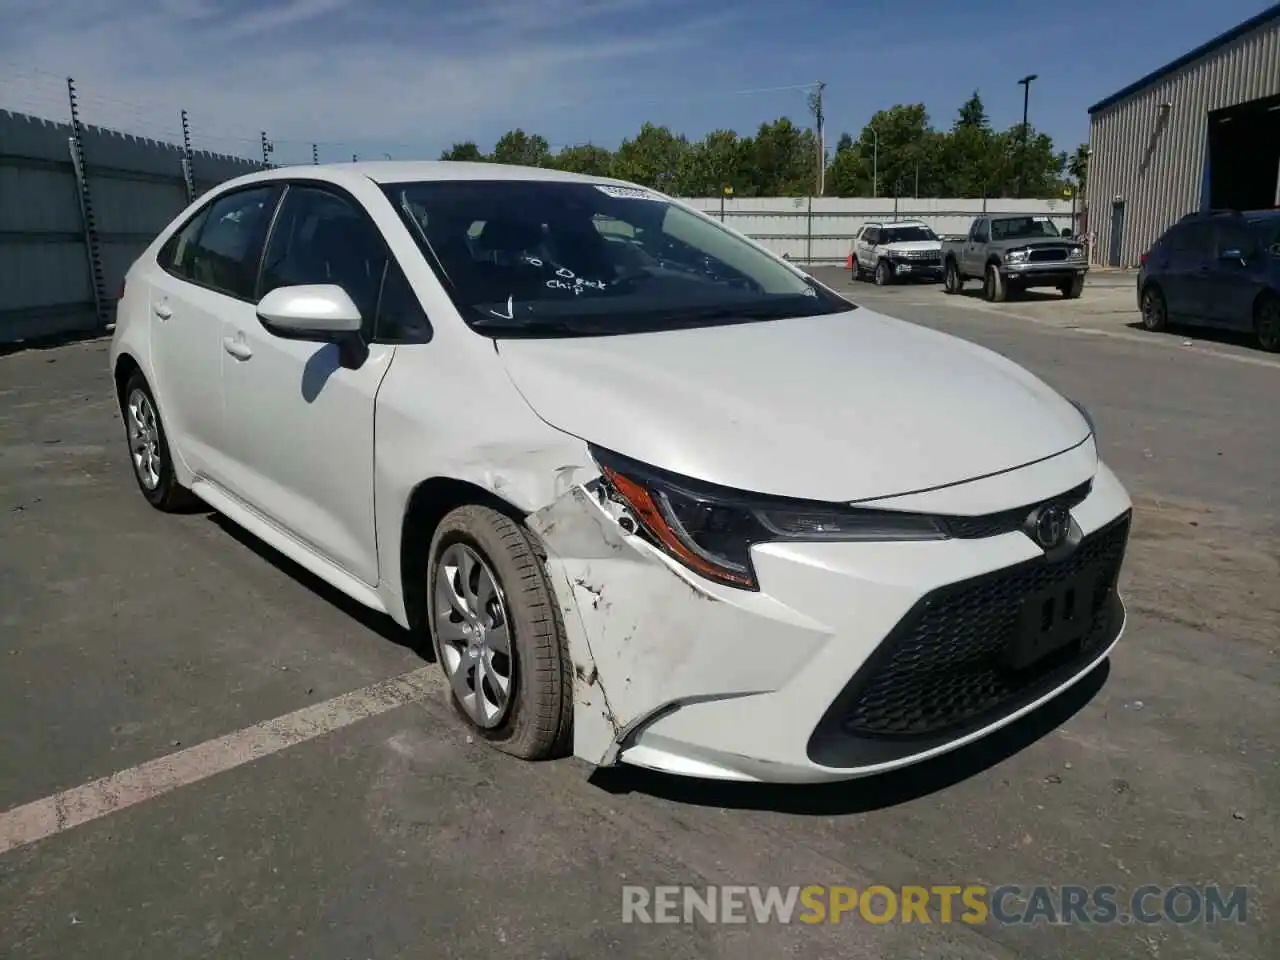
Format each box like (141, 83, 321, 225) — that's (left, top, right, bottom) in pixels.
(594, 185, 663, 201)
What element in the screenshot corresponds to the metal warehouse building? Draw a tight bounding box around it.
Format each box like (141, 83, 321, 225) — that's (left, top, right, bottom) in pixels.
(1086, 3, 1280, 267)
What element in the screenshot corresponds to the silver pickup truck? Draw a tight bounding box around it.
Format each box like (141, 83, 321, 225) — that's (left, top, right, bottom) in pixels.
(941, 214, 1088, 302)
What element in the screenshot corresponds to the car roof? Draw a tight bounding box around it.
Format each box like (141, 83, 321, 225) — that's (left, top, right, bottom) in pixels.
(211, 160, 639, 193)
(867, 220, 928, 227)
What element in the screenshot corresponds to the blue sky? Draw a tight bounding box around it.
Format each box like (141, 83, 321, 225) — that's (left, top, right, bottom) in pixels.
(0, 0, 1274, 165)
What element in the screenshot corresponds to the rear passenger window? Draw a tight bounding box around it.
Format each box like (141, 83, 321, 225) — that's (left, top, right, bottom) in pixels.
(186, 186, 279, 299)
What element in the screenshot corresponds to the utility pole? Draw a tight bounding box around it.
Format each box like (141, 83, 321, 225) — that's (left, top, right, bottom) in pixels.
(809, 81, 826, 196)
(1017, 74, 1037, 198)
(867, 126, 879, 198)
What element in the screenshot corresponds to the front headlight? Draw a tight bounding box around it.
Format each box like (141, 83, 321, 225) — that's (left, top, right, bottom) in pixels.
(589, 446, 948, 590)
(1004, 248, 1029, 263)
(1067, 246, 1086, 260)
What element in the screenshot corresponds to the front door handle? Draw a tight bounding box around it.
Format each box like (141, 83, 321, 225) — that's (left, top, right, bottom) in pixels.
(222, 336, 253, 361)
(153, 303, 172, 320)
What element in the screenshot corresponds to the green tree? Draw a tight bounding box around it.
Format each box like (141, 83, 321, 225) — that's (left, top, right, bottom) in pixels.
(954, 91, 988, 130)
(439, 141, 485, 161)
(1068, 143, 1089, 189)
(611, 122, 689, 192)
(674, 129, 751, 196)
(826, 145, 870, 197)
(857, 104, 931, 198)
(490, 129, 551, 167)
(554, 143, 614, 176)
(750, 117, 817, 196)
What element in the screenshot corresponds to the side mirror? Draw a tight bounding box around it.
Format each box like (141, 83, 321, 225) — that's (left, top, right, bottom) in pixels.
(1061, 228, 1073, 238)
(1219, 248, 1246, 263)
(257, 284, 363, 338)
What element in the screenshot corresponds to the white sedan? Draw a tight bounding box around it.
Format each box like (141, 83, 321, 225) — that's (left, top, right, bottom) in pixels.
(110, 161, 1133, 783)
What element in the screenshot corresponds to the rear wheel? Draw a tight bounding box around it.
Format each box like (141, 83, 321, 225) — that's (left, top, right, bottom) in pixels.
(427, 505, 572, 760)
(983, 264, 1006, 303)
(943, 260, 963, 294)
(1255, 293, 1280, 353)
(1139, 285, 1167, 332)
(121, 372, 197, 512)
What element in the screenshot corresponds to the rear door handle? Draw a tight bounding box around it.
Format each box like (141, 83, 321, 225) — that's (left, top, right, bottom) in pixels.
(153, 303, 172, 320)
(222, 336, 253, 361)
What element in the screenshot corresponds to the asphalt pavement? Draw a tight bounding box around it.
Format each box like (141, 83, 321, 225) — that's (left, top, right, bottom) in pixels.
(1, 272, 1277, 959)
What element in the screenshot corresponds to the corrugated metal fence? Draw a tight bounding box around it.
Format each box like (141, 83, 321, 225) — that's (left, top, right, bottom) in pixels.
(0, 109, 262, 344)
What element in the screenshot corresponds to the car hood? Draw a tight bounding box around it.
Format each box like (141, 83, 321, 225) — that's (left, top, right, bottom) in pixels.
(883, 240, 941, 253)
(495, 309, 1091, 503)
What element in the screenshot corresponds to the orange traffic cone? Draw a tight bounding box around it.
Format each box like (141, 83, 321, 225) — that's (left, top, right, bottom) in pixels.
(846, 253, 854, 270)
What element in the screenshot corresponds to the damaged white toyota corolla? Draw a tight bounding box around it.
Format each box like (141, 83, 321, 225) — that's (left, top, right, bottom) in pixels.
(111, 161, 1132, 783)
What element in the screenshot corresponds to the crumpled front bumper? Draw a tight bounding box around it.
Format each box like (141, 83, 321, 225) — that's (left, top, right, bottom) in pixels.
(528, 452, 1133, 784)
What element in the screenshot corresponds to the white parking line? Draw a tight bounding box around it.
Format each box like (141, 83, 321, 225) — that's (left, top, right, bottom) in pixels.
(0, 666, 441, 856)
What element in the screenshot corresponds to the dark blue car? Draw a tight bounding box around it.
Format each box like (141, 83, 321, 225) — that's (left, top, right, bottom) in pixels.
(1136, 209, 1280, 353)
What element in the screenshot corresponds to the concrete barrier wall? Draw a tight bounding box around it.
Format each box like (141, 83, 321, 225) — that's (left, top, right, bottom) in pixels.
(679, 196, 1082, 264)
(0, 109, 263, 343)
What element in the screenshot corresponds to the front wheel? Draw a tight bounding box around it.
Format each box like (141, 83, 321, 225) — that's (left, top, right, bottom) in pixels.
(1061, 275, 1085, 299)
(427, 505, 572, 760)
(983, 264, 1006, 303)
(943, 261, 963, 294)
(1255, 294, 1280, 353)
(874, 260, 892, 286)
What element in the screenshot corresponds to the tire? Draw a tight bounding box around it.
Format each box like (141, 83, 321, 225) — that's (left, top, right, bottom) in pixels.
(426, 505, 572, 761)
(983, 263, 1006, 303)
(1139, 284, 1167, 332)
(874, 260, 892, 286)
(1061, 275, 1085, 299)
(121, 372, 197, 512)
(943, 260, 963, 294)
(852, 259, 866, 281)
(1255, 293, 1280, 353)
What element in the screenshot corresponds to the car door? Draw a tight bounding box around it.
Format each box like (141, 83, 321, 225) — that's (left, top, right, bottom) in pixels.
(147, 184, 281, 482)
(1162, 220, 1213, 321)
(217, 182, 400, 586)
(963, 219, 988, 276)
(855, 226, 876, 269)
(1203, 221, 1265, 330)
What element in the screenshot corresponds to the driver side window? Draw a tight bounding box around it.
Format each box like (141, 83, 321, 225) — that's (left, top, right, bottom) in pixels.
(258, 183, 432, 344)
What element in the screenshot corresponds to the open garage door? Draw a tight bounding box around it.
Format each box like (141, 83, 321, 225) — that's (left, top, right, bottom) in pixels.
(1208, 93, 1280, 211)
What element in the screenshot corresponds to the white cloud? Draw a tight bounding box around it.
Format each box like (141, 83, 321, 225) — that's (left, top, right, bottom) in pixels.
(0, 0, 743, 159)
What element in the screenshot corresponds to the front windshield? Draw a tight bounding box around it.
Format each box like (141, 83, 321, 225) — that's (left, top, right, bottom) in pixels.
(384, 179, 851, 336)
(880, 226, 937, 243)
(990, 216, 1062, 241)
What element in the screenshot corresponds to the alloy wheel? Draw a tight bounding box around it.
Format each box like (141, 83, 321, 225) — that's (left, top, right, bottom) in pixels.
(434, 542, 514, 729)
(126, 388, 162, 491)
(1141, 289, 1165, 331)
(1257, 298, 1280, 352)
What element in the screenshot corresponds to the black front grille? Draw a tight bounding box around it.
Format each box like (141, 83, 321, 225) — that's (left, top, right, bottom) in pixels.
(827, 513, 1130, 747)
(1028, 246, 1068, 263)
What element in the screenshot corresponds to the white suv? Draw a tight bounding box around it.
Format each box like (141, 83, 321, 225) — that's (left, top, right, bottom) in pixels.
(852, 219, 944, 285)
(110, 162, 1132, 784)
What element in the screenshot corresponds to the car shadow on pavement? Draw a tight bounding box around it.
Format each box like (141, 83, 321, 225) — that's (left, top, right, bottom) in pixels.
(949, 287, 1067, 304)
(1124, 319, 1261, 352)
(588, 660, 1108, 815)
(205, 512, 434, 661)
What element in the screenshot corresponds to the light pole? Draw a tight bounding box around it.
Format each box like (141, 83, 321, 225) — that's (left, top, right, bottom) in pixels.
(867, 125, 879, 198)
(1017, 74, 1037, 198)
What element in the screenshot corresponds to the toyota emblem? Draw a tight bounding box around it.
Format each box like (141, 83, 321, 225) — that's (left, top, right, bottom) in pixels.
(1031, 504, 1070, 550)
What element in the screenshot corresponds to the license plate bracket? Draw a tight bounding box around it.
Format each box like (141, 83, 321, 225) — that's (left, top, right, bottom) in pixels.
(1004, 566, 1102, 671)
